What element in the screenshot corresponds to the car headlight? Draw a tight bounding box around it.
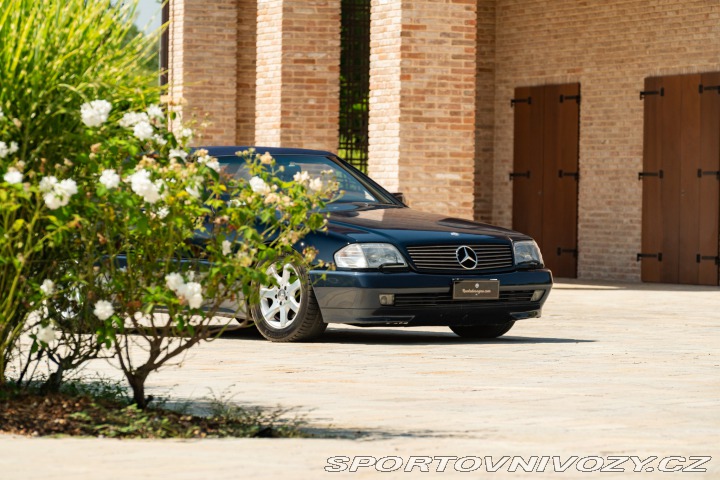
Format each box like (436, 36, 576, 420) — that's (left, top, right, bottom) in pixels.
(334, 243, 407, 269)
(513, 240, 544, 267)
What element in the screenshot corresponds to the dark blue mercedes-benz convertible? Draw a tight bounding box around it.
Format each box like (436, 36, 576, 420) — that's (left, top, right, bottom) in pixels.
(208, 146, 552, 342)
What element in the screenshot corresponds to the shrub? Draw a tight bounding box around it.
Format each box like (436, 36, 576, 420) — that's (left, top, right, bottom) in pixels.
(0, 0, 158, 384)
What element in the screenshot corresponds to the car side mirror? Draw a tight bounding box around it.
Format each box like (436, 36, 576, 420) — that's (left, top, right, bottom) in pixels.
(392, 192, 406, 205)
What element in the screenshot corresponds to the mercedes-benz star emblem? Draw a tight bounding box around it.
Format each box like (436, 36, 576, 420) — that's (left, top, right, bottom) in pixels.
(456, 246, 478, 270)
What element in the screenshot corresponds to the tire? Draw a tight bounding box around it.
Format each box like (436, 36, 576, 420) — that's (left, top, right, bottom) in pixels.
(449, 321, 515, 339)
(251, 256, 327, 342)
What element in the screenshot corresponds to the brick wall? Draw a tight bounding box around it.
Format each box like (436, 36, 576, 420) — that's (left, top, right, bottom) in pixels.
(168, 0, 238, 145)
(369, 0, 478, 220)
(493, 0, 720, 280)
(256, 0, 340, 150)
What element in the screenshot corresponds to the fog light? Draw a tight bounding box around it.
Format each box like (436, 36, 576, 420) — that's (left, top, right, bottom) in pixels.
(531, 290, 544, 302)
(379, 294, 395, 306)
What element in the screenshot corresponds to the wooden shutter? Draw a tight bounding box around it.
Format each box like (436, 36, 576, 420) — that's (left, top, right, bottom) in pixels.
(641, 72, 720, 285)
(512, 83, 580, 278)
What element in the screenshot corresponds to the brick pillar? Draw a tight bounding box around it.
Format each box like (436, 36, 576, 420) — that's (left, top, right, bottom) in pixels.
(368, 0, 477, 219)
(256, 0, 340, 149)
(474, 0, 495, 223)
(236, 0, 258, 145)
(169, 0, 238, 145)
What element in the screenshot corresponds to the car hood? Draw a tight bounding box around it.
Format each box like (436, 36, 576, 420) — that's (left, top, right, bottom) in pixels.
(321, 204, 529, 246)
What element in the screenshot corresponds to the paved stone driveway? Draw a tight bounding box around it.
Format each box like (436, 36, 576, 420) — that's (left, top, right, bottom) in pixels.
(1, 281, 718, 478)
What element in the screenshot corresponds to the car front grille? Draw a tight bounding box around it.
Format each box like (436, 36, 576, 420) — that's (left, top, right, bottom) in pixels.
(393, 290, 536, 307)
(405, 244, 514, 273)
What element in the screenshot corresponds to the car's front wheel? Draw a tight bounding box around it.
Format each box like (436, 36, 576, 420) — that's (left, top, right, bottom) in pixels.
(251, 256, 327, 342)
(449, 321, 515, 339)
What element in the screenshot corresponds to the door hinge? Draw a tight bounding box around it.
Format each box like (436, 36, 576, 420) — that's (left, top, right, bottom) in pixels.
(698, 84, 720, 94)
(509, 170, 531, 181)
(510, 97, 532, 107)
(637, 253, 663, 262)
(638, 170, 664, 180)
(559, 94, 580, 104)
(558, 169, 579, 180)
(697, 169, 720, 180)
(640, 88, 664, 100)
(557, 248, 578, 257)
(696, 254, 720, 265)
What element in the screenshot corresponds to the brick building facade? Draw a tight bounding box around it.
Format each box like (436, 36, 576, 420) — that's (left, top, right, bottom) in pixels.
(167, 0, 720, 283)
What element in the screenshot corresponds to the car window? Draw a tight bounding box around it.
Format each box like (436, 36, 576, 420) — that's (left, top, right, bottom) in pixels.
(216, 154, 394, 205)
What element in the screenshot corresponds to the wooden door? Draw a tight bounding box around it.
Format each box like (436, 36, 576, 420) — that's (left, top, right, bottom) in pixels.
(512, 83, 580, 278)
(640, 73, 720, 285)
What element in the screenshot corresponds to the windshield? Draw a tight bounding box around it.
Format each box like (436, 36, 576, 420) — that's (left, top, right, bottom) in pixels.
(218, 154, 397, 205)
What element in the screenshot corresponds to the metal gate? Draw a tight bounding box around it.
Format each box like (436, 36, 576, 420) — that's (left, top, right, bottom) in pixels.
(639, 72, 720, 285)
(511, 83, 580, 278)
(339, 0, 370, 172)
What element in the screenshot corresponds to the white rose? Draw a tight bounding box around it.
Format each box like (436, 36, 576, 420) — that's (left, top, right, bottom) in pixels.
(119, 111, 149, 128)
(165, 273, 185, 292)
(146, 104, 164, 119)
(293, 171, 310, 184)
(93, 300, 115, 321)
(43, 193, 64, 210)
(133, 120, 154, 140)
(39, 176, 58, 193)
(178, 282, 203, 309)
(3, 169, 22, 184)
(40, 279, 55, 296)
(80, 99, 112, 127)
(249, 176, 271, 195)
(99, 169, 120, 189)
(308, 177, 323, 192)
(169, 148, 188, 160)
(36, 324, 58, 345)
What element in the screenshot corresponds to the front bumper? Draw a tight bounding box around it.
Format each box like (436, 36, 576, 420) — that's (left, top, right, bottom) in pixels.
(310, 269, 553, 326)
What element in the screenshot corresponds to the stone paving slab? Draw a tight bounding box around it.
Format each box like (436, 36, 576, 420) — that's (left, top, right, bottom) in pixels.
(0, 281, 718, 478)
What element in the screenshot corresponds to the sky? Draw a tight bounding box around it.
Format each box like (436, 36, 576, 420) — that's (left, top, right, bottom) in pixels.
(133, 0, 163, 32)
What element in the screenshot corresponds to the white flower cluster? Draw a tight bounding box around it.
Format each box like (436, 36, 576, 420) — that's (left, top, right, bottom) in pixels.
(0, 140, 18, 158)
(93, 300, 115, 320)
(165, 273, 203, 309)
(185, 176, 204, 198)
(293, 170, 323, 191)
(100, 168, 120, 190)
(80, 100, 112, 128)
(40, 279, 55, 296)
(146, 104, 164, 120)
(169, 148, 187, 160)
(119, 111, 154, 141)
(197, 154, 221, 173)
(99, 169, 120, 189)
(40, 176, 78, 210)
(119, 111, 149, 128)
(222, 240, 232, 256)
(128, 169, 164, 204)
(35, 323, 58, 345)
(3, 168, 22, 185)
(249, 176, 271, 195)
(179, 127, 193, 140)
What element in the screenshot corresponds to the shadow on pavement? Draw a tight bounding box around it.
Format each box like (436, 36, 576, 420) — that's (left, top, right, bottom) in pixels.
(554, 278, 720, 292)
(221, 325, 593, 345)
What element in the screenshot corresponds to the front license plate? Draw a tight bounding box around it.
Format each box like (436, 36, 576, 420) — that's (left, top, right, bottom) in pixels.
(452, 280, 500, 300)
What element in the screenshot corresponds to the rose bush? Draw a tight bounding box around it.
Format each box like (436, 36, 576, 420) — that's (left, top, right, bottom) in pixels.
(0, 0, 158, 385)
(1, 0, 333, 408)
